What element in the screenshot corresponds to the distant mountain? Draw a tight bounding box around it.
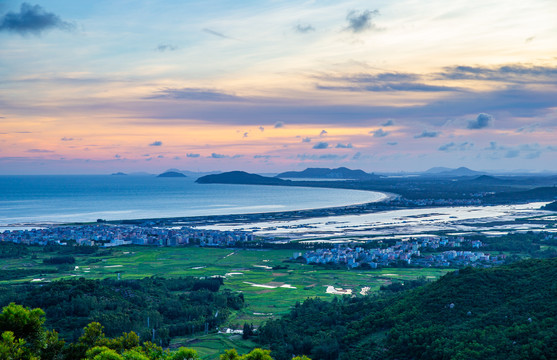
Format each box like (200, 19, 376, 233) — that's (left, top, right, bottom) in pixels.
(196, 171, 290, 185)
(424, 166, 486, 177)
(465, 175, 510, 184)
(157, 171, 187, 178)
(111, 172, 127, 176)
(424, 166, 454, 174)
(163, 168, 222, 178)
(276, 167, 377, 180)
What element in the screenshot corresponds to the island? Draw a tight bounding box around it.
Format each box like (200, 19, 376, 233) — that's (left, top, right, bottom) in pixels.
(157, 171, 187, 178)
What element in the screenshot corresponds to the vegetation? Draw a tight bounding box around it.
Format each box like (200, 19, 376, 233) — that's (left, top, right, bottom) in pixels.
(0, 243, 449, 326)
(196, 172, 289, 185)
(0, 277, 243, 346)
(257, 258, 557, 360)
(2, 236, 556, 358)
(0, 302, 282, 360)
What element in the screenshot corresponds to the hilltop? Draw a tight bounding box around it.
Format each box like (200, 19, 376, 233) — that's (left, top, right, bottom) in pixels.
(157, 171, 187, 178)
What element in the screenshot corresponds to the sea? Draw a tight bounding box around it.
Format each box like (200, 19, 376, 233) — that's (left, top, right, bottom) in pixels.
(0, 175, 385, 226)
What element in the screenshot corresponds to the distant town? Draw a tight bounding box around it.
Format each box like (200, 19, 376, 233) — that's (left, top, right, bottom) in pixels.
(0, 224, 254, 247)
(299, 237, 504, 269)
(0, 223, 535, 269)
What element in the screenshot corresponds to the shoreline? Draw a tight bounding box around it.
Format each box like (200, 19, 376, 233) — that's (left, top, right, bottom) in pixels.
(1, 191, 399, 229)
(110, 192, 402, 227)
(0, 181, 389, 228)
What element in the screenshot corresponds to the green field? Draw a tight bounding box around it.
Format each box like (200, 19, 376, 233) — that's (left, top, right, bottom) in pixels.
(1, 245, 451, 358)
(169, 333, 258, 359)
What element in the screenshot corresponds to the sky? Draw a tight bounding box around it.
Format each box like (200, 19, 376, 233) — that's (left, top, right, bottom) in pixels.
(1, 0, 556, 174)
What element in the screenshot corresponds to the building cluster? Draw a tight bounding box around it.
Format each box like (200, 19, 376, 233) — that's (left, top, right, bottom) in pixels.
(0, 225, 254, 247)
(300, 236, 505, 268)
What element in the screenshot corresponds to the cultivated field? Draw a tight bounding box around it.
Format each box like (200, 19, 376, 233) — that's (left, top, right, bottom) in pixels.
(1, 245, 451, 357)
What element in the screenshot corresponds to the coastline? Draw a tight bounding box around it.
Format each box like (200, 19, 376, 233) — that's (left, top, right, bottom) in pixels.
(1, 192, 399, 229)
(0, 178, 388, 227)
(108, 191, 400, 227)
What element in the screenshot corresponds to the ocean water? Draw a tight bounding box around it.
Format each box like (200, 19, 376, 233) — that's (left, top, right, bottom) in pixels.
(0, 175, 385, 225)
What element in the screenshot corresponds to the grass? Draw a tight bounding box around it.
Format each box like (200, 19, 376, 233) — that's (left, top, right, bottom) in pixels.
(1, 246, 450, 322)
(169, 333, 257, 359)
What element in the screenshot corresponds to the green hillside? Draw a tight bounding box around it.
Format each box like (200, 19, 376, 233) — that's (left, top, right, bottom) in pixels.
(257, 258, 557, 360)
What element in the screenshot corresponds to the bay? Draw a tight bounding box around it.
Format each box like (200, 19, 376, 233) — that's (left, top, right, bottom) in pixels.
(0, 175, 385, 225)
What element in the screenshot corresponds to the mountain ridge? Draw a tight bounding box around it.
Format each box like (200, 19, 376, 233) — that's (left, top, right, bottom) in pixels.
(276, 167, 377, 180)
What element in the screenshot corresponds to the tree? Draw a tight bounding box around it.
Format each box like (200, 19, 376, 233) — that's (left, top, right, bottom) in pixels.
(220, 349, 240, 360)
(41, 330, 65, 360)
(141, 341, 168, 360)
(122, 349, 150, 360)
(170, 347, 200, 360)
(242, 348, 274, 360)
(0, 331, 31, 360)
(0, 302, 47, 358)
(79, 322, 107, 348)
(0, 303, 45, 348)
(243, 323, 254, 339)
(86, 346, 124, 360)
(292, 356, 312, 360)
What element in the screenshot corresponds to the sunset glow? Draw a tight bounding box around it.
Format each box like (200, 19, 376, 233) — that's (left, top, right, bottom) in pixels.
(1, 0, 556, 174)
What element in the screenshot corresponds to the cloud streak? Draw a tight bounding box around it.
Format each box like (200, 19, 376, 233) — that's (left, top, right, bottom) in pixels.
(156, 44, 177, 52)
(336, 143, 353, 148)
(438, 142, 473, 152)
(414, 130, 440, 139)
(202, 28, 237, 40)
(147, 88, 245, 102)
(315, 72, 460, 93)
(438, 64, 557, 82)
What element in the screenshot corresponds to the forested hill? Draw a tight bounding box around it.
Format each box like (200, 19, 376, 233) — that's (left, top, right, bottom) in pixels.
(196, 171, 290, 185)
(0, 277, 244, 345)
(257, 258, 557, 360)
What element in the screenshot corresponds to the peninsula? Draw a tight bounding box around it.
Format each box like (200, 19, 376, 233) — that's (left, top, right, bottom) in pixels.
(196, 171, 289, 185)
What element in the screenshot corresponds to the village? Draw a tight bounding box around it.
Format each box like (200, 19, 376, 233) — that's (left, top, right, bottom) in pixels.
(299, 236, 508, 268)
(0, 224, 543, 269)
(0, 224, 254, 247)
